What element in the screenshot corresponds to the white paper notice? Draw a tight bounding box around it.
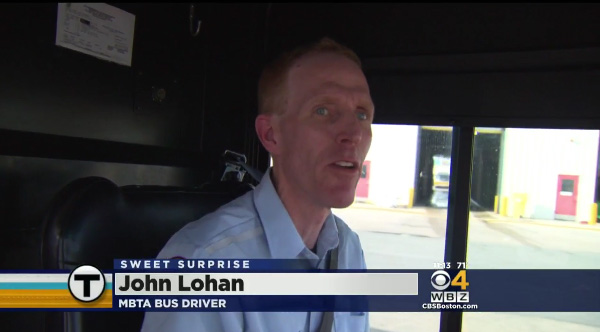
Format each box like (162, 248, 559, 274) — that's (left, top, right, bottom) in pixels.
(56, 3, 135, 67)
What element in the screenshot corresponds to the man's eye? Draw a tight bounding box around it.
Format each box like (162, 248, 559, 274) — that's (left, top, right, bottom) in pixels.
(315, 107, 329, 116)
(357, 112, 368, 120)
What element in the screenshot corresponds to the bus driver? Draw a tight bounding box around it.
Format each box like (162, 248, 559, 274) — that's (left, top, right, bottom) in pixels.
(141, 37, 375, 332)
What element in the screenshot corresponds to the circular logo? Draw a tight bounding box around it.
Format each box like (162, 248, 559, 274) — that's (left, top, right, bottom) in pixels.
(68, 265, 105, 302)
(431, 270, 451, 290)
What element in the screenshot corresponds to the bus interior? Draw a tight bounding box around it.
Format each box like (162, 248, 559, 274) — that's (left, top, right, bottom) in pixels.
(1, 3, 600, 332)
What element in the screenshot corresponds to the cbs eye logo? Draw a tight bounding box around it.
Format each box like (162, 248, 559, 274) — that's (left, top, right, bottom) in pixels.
(431, 270, 469, 291)
(431, 270, 451, 290)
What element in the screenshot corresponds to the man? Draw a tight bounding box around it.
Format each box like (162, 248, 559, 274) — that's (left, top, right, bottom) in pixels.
(141, 37, 374, 332)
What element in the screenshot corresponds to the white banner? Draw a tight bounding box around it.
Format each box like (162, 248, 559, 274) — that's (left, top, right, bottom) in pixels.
(114, 273, 418, 296)
(0, 274, 113, 283)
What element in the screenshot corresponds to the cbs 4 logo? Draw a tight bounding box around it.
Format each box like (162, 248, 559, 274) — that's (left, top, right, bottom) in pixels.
(431, 270, 469, 291)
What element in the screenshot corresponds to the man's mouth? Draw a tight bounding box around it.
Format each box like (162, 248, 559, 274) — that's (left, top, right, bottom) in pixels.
(332, 160, 358, 170)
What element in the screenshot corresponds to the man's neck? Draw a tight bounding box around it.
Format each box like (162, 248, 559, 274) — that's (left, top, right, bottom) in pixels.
(270, 170, 330, 250)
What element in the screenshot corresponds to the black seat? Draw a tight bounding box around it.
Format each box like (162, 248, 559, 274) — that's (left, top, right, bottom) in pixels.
(41, 176, 253, 332)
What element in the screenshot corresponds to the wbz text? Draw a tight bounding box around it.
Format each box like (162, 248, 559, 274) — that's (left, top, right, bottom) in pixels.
(431, 291, 469, 303)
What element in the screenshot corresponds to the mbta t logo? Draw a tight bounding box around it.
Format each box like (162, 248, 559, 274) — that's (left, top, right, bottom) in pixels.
(68, 265, 105, 302)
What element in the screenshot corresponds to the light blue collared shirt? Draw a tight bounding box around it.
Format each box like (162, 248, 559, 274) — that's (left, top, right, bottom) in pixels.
(141, 170, 368, 332)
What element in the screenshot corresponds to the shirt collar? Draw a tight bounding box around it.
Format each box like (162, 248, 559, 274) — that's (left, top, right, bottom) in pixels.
(253, 168, 339, 259)
(253, 168, 305, 258)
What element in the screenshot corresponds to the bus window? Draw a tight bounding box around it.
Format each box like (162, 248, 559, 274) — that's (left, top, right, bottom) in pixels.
(463, 127, 600, 331)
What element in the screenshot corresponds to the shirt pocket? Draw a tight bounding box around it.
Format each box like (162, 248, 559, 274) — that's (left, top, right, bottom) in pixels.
(333, 312, 367, 332)
(243, 312, 308, 332)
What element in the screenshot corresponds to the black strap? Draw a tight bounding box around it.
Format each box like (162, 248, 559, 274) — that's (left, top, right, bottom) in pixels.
(319, 246, 339, 332)
(328, 246, 339, 270)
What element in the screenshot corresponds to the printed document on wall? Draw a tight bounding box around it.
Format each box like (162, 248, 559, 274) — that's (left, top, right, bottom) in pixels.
(56, 3, 135, 67)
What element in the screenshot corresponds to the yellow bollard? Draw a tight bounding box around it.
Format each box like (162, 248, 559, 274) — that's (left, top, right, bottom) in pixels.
(500, 196, 508, 216)
(590, 203, 598, 225)
(512, 193, 528, 219)
(408, 188, 414, 208)
(494, 196, 499, 214)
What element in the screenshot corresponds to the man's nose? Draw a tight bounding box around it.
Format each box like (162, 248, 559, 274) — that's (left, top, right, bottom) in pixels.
(335, 114, 364, 145)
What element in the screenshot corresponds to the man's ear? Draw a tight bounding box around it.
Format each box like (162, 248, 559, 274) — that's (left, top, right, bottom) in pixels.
(255, 114, 280, 155)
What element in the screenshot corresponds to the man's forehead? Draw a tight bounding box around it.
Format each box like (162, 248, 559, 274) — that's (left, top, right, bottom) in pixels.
(306, 82, 372, 102)
(288, 54, 369, 91)
(290, 51, 362, 75)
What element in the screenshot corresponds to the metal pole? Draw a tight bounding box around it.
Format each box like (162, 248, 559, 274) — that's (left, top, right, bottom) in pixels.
(440, 126, 474, 332)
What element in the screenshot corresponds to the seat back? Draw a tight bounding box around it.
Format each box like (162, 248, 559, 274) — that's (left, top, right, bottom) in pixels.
(41, 176, 252, 332)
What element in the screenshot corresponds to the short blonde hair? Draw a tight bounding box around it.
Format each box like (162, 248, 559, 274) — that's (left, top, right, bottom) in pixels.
(257, 37, 362, 115)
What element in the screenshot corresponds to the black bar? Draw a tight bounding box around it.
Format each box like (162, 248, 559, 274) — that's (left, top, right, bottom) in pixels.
(440, 126, 475, 332)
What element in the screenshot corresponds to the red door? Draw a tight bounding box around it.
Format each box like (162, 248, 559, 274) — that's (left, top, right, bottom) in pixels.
(356, 161, 370, 198)
(555, 174, 578, 219)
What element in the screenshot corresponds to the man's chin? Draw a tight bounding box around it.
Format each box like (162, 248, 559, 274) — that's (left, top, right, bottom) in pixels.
(329, 195, 356, 209)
